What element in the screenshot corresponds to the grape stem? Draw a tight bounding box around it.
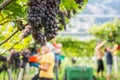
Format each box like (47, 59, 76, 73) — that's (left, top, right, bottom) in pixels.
(0, 0, 13, 11)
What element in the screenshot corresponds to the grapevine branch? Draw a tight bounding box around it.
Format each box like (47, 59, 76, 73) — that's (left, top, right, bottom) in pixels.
(0, 23, 31, 55)
(0, 29, 19, 46)
(0, 19, 17, 25)
(0, 0, 13, 11)
(0, 18, 27, 26)
(0, 14, 11, 23)
(0, 22, 29, 46)
(0, 39, 22, 55)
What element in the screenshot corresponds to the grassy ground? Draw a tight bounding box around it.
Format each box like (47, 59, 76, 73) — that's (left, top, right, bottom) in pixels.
(0, 57, 120, 80)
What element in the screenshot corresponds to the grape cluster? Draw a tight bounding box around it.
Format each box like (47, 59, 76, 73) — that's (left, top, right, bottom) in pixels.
(0, 55, 7, 61)
(0, 63, 8, 73)
(20, 49, 31, 68)
(75, 0, 84, 9)
(9, 49, 31, 69)
(72, 9, 77, 14)
(58, 11, 66, 30)
(27, 0, 60, 46)
(75, 0, 84, 4)
(66, 10, 71, 19)
(21, 25, 32, 39)
(0, 56, 8, 73)
(10, 50, 20, 69)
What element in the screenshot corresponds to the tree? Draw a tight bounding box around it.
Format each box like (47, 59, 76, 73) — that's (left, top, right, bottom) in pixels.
(88, 19, 120, 44)
(56, 37, 96, 57)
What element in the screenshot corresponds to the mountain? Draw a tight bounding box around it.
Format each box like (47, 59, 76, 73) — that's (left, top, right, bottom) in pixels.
(66, 0, 120, 32)
(59, 0, 120, 39)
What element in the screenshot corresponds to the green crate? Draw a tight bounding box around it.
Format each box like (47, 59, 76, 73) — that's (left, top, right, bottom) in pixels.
(65, 66, 93, 80)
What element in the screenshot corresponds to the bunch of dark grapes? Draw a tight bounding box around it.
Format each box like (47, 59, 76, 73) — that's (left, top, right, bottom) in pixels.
(0, 55, 7, 62)
(43, 0, 60, 41)
(0, 56, 8, 73)
(58, 11, 66, 30)
(10, 50, 20, 69)
(75, 0, 84, 4)
(75, 0, 84, 9)
(0, 63, 8, 73)
(20, 49, 31, 68)
(21, 25, 32, 39)
(27, 0, 60, 46)
(72, 9, 77, 14)
(66, 10, 71, 19)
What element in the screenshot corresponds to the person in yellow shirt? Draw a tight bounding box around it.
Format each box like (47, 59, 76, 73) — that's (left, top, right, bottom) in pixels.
(38, 43, 55, 80)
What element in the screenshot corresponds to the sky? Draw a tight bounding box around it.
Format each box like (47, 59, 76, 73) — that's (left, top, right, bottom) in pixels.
(81, 0, 120, 15)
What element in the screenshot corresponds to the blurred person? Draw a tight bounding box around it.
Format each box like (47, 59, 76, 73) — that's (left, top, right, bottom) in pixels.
(51, 39, 62, 69)
(113, 44, 119, 76)
(52, 38, 57, 47)
(55, 43, 62, 67)
(71, 57, 76, 65)
(38, 43, 55, 80)
(54, 43, 62, 80)
(51, 39, 63, 80)
(29, 47, 41, 80)
(95, 41, 106, 78)
(104, 46, 117, 80)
